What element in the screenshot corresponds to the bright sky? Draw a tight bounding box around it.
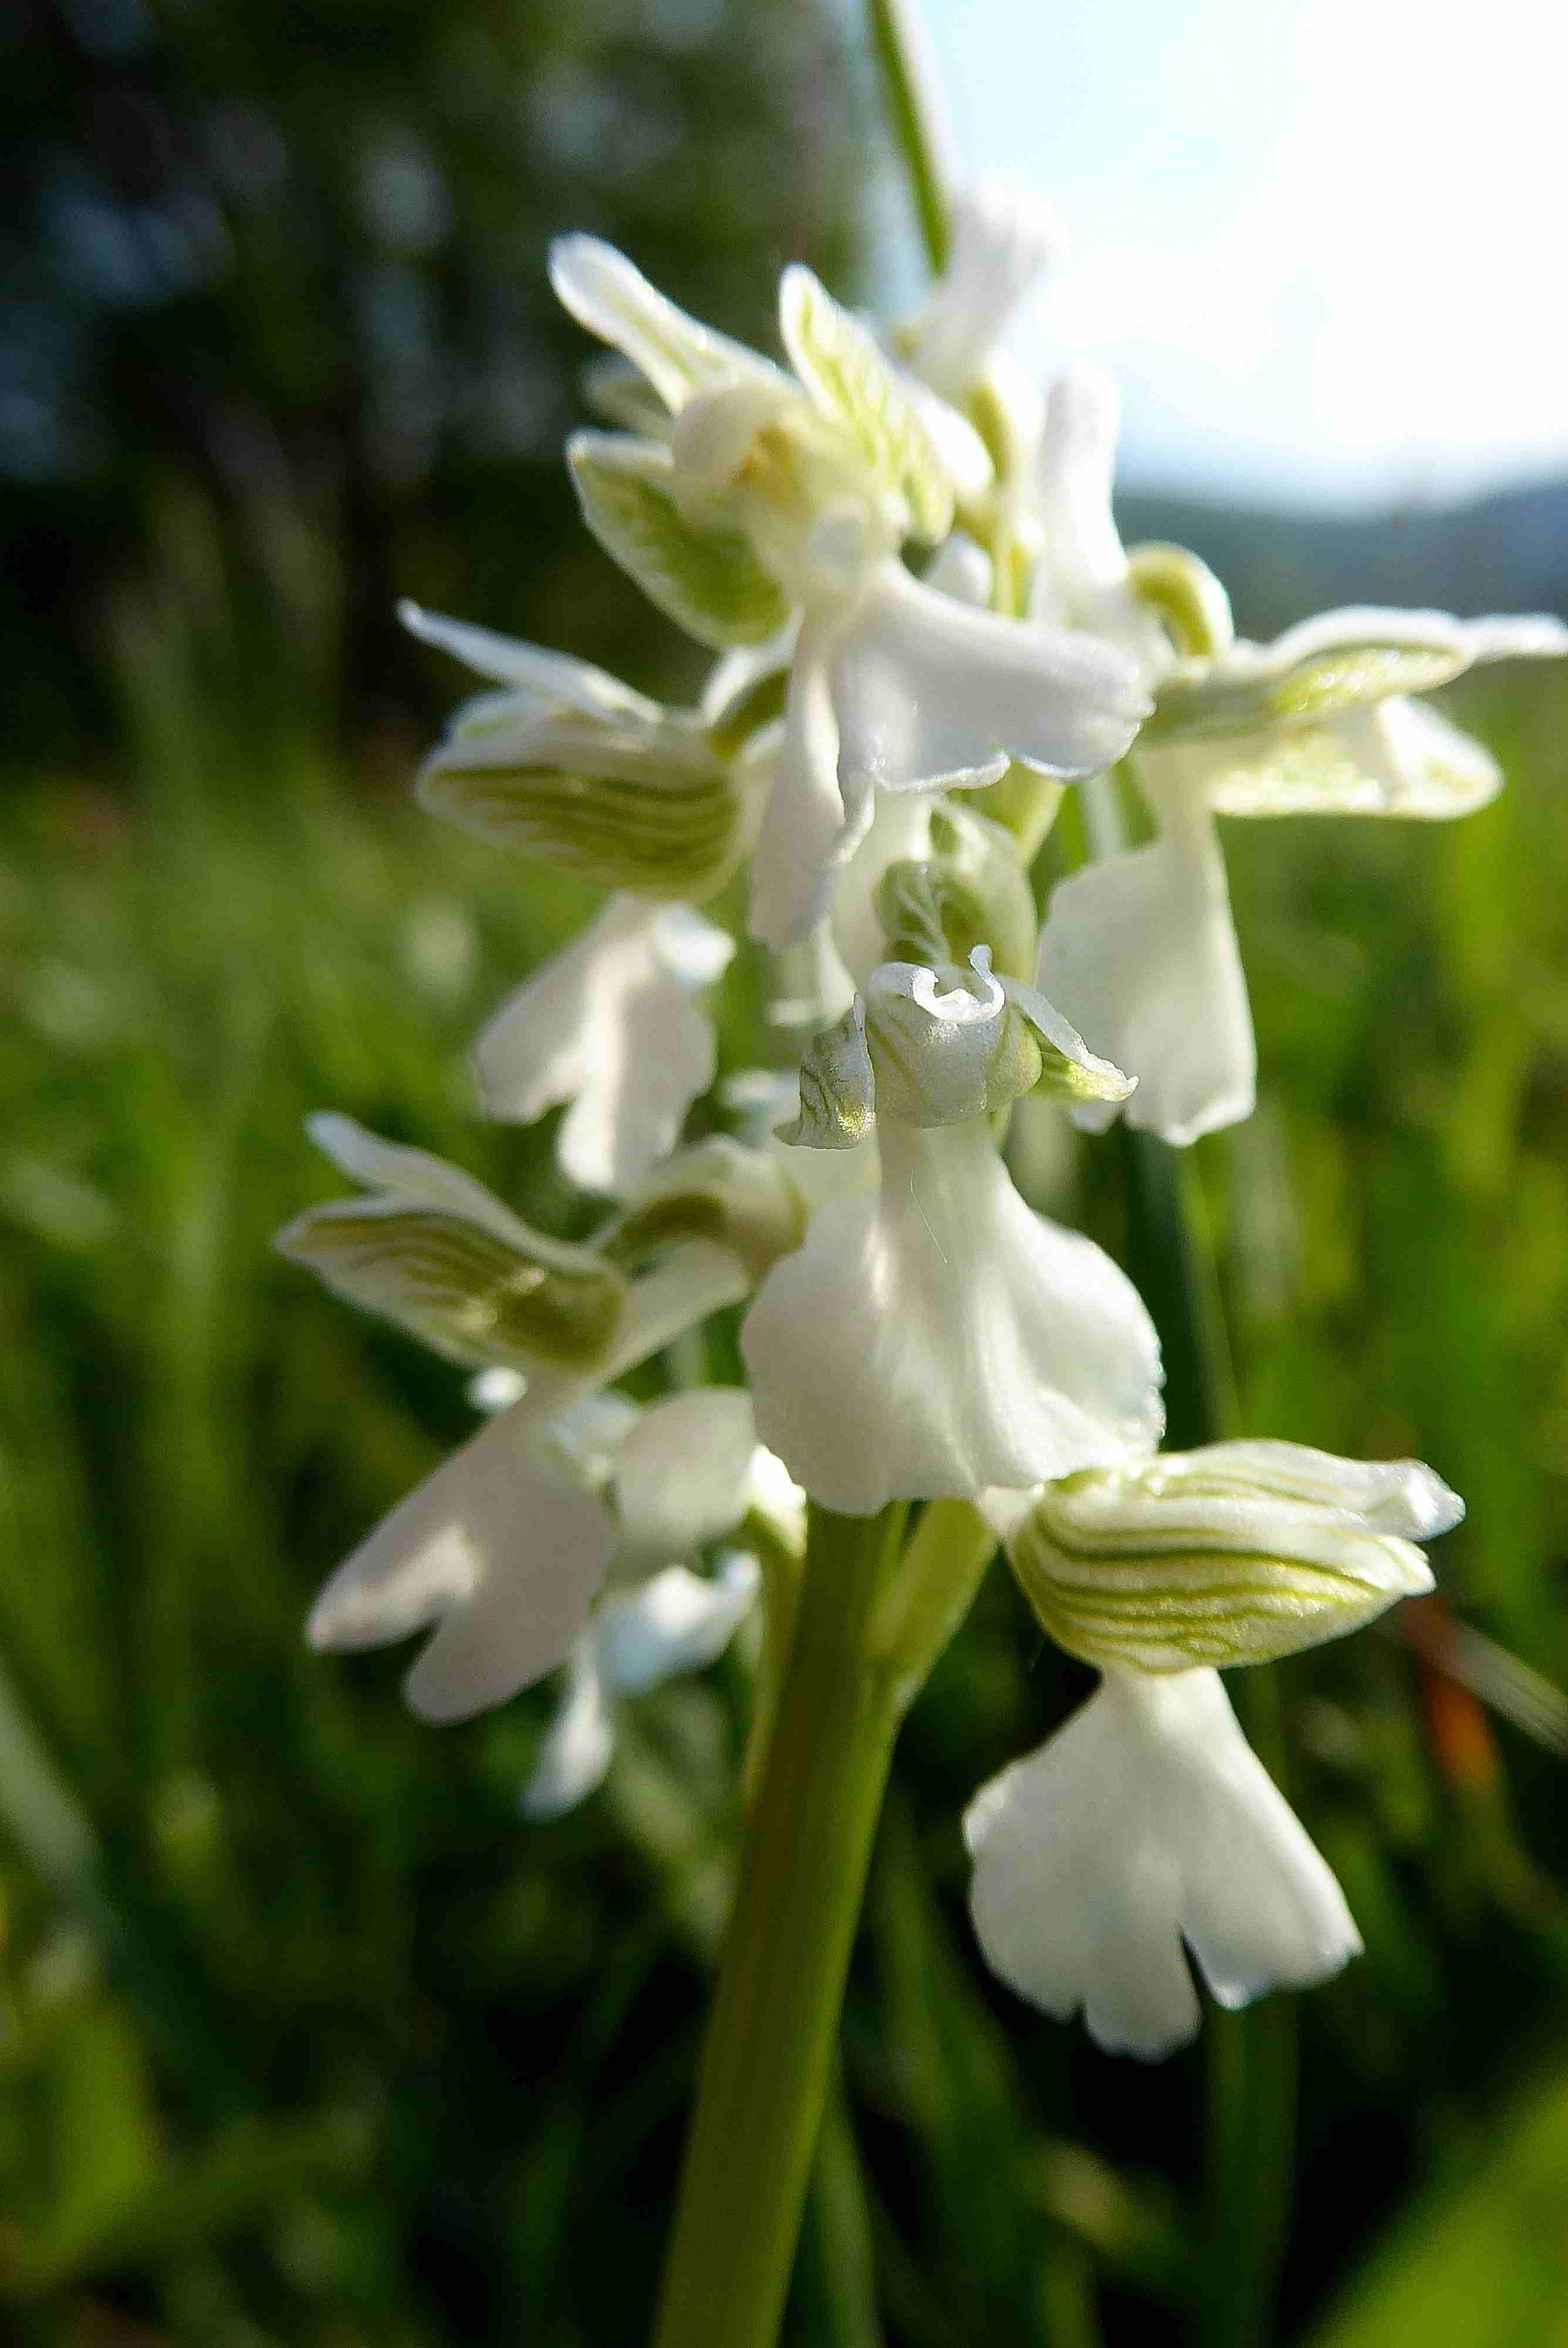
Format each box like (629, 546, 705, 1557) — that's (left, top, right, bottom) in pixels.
(918, 0, 1568, 510)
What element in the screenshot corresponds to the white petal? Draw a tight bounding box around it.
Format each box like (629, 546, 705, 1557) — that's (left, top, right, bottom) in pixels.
(1184, 1439, 1464, 1540)
(828, 788, 940, 985)
(701, 627, 796, 723)
(1251, 603, 1473, 672)
(829, 558, 1151, 799)
(905, 181, 1066, 400)
(596, 1553, 762, 1696)
(748, 617, 871, 949)
(306, 1396, 617, 1719)
(1331, 699, 1501, 818)
(398, 599, 661, 722)
(1459, 611, 1568, 663)
(742, 1116, 1162, 1514)
(548, 234, 783, 414)
(921, 532, 993, 608)
(472, 895, 723, 1196)
(303, 1111, 538, 1251)
(1037, 367, 1168, 676)
(1205, 698, 1501, 821)
(654, 902, 736, 986)
(1037, 792, 1255, 1146)
(609, 1243, 752, 1374)
(610, 1388, 759, 1564)
(530, 1389, 643, 1487)
(766, 920, 858, 1032)
(965, 1667, 1360, 2059)
(521, 1639, 616, 1818)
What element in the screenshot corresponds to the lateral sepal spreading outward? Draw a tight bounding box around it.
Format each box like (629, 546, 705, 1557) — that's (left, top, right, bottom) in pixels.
(276, 1113, 628, 1372)
(404, 600, 754, 903)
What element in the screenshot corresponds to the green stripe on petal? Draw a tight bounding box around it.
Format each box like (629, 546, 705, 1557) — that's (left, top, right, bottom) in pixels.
(1006, 1442, 1448, 1674)
(417, 721, 749, 902)
(567, 431, 790, 650)
(277, 1199, 626, 1371)
(778, 265, 957, 544)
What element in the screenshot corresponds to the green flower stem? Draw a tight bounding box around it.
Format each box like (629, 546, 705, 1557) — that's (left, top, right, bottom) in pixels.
(871, 1497, 998, 1695)
(866, 0, 950, 274)
(652, 1502, 908, 2348)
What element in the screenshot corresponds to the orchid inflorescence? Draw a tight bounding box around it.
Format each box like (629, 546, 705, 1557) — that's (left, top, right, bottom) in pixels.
(279, 185, 1564, 2063)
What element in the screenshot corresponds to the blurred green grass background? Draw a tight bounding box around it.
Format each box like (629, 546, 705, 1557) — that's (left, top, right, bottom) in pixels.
(8, 0, 1568, 2338)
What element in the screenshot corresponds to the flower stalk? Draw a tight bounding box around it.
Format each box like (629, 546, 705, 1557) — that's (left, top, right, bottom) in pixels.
(651, 1502, 907, 2348)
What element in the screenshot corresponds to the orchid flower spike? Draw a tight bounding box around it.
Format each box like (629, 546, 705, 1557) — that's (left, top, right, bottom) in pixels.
(275, 1115, 779, 1721)
(741, 947, 1163, 1513)
(967, 1441, 1463, 2056)
(548, 237, 1151, 945)
(1030, 371, 1568, 1144)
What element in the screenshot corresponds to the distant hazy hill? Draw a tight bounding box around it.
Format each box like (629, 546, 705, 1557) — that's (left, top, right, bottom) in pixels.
(1117, 477, 1568, 637)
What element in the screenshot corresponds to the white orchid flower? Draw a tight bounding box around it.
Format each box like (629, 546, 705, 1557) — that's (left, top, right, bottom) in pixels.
(740, 951, 1162, 1513)
(518, 1385, 803, 1817)
(966, 1440, 1462, 2056)
(398, 602, 748, 1196)
(522, 1550, 766, 1819)
(473, 894, 734, 1199)
(277, 1116, 753, 1722)
(1032, 367, 1568, 1145)
(402, 599, 759, 906)
(898, 181, 1065, 504)
(549, 237, 1151, 946)
(901, 182, 1066, 407)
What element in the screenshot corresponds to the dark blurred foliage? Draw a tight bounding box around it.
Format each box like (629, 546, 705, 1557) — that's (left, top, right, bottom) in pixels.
(1, 0, 864, 780)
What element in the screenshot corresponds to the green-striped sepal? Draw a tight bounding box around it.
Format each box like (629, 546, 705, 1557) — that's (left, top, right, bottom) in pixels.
(417, 704, 752, 904)
(1005, 1438, 1462, 1674)
(276, 1114, 626, 1371)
